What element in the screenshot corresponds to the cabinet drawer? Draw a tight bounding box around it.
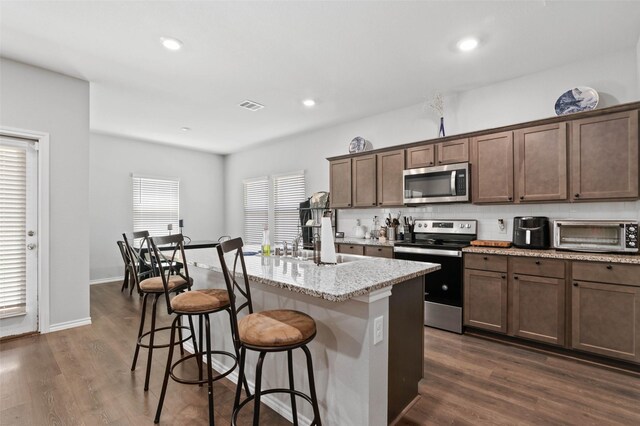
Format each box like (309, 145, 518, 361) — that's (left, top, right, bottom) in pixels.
(364, 245, 393, 258)
(572, 262, 640, 287)
(465, 254, 507, 272)
(337, 244, 365, 255)
(511, 257, 566, 278)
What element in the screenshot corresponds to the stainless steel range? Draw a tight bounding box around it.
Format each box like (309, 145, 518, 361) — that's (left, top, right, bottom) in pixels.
(393, 219, 477, 334)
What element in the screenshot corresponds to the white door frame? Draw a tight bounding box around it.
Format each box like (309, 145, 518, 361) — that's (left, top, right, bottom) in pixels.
(0, 126, 50, 333)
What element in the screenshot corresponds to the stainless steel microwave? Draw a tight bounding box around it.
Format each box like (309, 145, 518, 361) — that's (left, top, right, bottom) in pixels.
(552, 220, 639, 253)
(403, 163, 470, 204)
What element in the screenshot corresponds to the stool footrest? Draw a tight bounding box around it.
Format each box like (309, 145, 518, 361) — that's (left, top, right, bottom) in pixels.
(169, 350, 238, 385)
(232, 388, 320, 426)
(137, 325, 191, 349)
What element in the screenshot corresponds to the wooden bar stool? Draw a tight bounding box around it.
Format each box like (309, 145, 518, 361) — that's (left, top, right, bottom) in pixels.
(152, 234, 240, 425)
(123, 233, 194, 391)
(216, 237, 322, 426)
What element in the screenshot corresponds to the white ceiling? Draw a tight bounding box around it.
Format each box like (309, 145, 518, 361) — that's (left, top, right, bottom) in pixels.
(1, 1, 640, 154)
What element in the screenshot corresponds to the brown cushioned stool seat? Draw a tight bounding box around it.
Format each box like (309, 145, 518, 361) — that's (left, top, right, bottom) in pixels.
(171, 289, 230, 313)
(238, 310, 316, 347)
(140, 275, 188, 292)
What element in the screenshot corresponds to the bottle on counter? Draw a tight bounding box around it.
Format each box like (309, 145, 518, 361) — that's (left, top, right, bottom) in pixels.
(261, 224, 271, 256)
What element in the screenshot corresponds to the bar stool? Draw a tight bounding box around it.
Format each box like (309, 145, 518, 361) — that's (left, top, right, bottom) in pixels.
(216, 237, 322, 426)
(123, 233, 193, 391)
(152, 234, 239, 425)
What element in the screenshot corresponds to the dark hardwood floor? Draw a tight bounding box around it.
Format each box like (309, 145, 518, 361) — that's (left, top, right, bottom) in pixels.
(1, 282, 639, 425)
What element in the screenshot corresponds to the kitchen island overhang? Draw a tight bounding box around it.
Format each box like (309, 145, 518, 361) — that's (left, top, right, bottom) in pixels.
(185, 249, 440, 426)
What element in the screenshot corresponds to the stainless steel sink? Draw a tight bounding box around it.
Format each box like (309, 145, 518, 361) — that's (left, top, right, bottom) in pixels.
(284, 250, 367, 264)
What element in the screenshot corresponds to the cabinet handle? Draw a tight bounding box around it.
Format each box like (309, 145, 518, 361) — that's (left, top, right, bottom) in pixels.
(508, 197, 513, 201)
(514, 276, 519, 280)
(438, 160, 442, 164)
(606, 265, 613, 270)
(520, 196, 524, 200)
(501, 275, 506, 279)
(347, 203, 351, 207)
(573, 282, 579, 287)
(429, 161, 433, 165)
(575, 193, 580, 198)
(483, 256, 488, 260)
(372, 203, 376, 206)
(535, 261, 541, 265)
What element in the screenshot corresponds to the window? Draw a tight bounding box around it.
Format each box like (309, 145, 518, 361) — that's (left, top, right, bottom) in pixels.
(243, 171, 305, 245)
(132, 175, 179, 237)
(243, 177, 268, 245)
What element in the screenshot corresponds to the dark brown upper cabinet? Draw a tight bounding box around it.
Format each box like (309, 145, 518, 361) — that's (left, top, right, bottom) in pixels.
(329, 158, 352, 208)
(514, 122, 568, 202)
(571, 110, 639, 201)
(471, 131, 514, 203)
(405, 138, 469, 169)
(377, 149, 405, 206)
(352, 154, 377, 207)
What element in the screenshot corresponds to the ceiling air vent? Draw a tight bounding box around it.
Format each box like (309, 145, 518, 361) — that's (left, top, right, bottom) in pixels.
(239, 100, 265, 111)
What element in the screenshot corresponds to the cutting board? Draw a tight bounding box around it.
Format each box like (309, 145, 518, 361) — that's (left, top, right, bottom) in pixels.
(470, 240, 512, 248)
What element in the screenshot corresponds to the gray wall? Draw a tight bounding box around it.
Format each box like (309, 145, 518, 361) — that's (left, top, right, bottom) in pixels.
(89, 132, 226, 281)
(225, 48, 640, 240)
(0, 58, 90, 327)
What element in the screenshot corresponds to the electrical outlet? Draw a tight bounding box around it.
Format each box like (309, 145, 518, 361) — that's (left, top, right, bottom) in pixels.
(497, 219, 507, 234)
(373, 316, 384, 345)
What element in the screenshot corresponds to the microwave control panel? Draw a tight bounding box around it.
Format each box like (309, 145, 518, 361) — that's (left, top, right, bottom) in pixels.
(625, 223, 638, 249)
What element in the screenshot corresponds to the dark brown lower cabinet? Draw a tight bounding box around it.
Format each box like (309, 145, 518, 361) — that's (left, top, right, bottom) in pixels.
(463, 268, 508, 333)
(571, 280, 640, 363)
(336, 243, 364, 255)
(510, 274, 565, 346)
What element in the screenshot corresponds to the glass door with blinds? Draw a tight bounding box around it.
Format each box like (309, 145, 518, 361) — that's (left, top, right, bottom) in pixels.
(0, 136, 38, 337)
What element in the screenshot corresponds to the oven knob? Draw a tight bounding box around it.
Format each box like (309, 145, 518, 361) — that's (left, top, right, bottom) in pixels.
(466, 223, 471, 228)
(628, 226, 636, 232)
(630, 234, 637, 240)
(418, 223, 423, 228)
(459, 224, 464, 228)
(441, 284, 448, 291)
(630, 241, 637, 247)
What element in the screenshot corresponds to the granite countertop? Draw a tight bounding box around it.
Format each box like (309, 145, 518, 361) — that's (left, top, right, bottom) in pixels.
(335, 237, 396, 247)
(186, 248, 440, 302)
(462, 246, 640, 265)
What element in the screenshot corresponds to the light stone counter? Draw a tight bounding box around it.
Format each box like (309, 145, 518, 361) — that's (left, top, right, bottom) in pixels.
(463, 246, 640, 265)
(188, 249, 438, 301)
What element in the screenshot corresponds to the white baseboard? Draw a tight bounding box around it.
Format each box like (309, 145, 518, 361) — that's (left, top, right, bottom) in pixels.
(183, 341, 312, 426)
(90, 276, 123, 285)
(48, 317, 92, 333)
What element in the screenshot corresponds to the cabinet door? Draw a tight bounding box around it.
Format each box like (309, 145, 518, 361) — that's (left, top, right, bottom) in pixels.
(572, 280, 640, 363)
(329, 159, 352, 208)
(510, 274, 565, 346)
(406, 144, 435, 169)
(436, 138, 469, 165)
(364, 245, 393, 258)
(514, 123, 568, 202)
(571, 110, 639, 200)
(464, 269, 508, 333)
(471, 131, 514, 203)
(352, 154, 377, 207)
(377, 149, 405, 207)
(337, 244, 365, 255)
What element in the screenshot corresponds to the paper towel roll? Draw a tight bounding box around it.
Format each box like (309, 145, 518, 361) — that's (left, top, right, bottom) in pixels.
(320, 217, 337, 264)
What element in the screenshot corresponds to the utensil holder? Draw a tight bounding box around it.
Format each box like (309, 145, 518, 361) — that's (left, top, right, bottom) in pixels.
(387, 226, 396, 241)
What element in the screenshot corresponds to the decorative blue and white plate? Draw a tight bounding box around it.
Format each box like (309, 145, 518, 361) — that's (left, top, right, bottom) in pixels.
(554, 87, 599, 115)
(349, 136, 371, 153)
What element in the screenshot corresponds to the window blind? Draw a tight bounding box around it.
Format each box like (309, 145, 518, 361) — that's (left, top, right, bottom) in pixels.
(274, 172, 306, 244)
(0, 144, 27, 318)
(132, 175, 180, 237)
(243, 178, 269, 244)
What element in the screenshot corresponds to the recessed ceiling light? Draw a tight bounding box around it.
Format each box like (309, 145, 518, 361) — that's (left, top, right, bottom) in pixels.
(457, 37, 479, 52)
(302, 99, 316, 107)
(180, 127, 191, 132)
(160, 37, 183, 51)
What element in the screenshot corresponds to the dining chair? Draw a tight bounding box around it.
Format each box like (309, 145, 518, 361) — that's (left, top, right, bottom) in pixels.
(116, 240, 131, 292)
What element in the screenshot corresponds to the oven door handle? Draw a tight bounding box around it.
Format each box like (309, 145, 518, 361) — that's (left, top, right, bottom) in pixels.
(450, 170, 457, 196)
(393, 246, 462, 258)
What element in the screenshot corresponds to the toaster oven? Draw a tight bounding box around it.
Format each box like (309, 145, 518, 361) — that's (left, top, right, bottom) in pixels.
(552, 220, 638, 253)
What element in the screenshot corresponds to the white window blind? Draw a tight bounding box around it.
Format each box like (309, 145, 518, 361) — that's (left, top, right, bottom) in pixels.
(132, 175, 180, 237)
(0, 144, 27, 317)
(243, 177, 268, 244)
(274, 172, 306, 243)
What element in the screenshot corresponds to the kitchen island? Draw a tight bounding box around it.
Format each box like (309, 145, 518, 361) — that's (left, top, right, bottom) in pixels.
(184, 249, 439, 426)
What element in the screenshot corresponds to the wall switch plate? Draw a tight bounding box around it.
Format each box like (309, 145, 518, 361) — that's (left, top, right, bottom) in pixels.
(498, 219, 507, 234)
(373, 316, 383, 345)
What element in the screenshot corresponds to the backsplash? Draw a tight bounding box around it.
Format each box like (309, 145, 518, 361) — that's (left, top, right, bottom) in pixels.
(335, 201, 640, 241)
